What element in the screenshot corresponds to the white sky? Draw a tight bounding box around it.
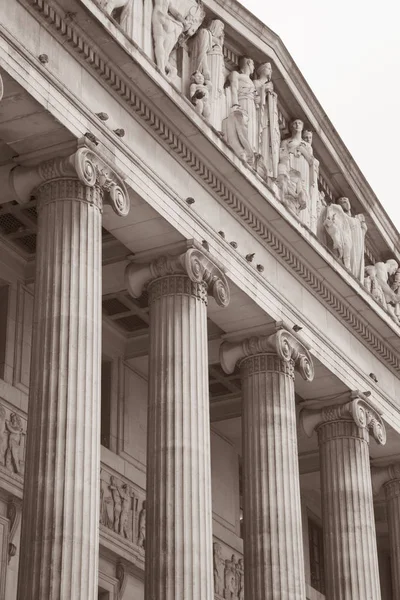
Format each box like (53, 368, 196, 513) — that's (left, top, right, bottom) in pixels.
(240, 0, 400, 231)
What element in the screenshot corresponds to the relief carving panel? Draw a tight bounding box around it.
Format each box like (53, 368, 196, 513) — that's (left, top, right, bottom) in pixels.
(0, 403, 26, 479)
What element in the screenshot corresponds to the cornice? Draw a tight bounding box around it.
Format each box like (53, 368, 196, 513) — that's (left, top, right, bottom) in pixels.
(13, 0, 400, 376)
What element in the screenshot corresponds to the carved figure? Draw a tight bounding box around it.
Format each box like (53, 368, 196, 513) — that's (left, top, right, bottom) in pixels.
(213, 542, 225, 596)
(118, 483, 133, 539)
(277, 119, 315, 215)
(152, 0, 205, 76)
(364, 259, 400, 323)
(224, 554, 237, 599)
(189, 19, 225, 127)
(110, 475, 122, 533)
(0, 406, 6, 466)
(5, 413, 23, 474)
(189, 71, 211, 118)
(254, 62, 280, 178)
(323, 197, 367, 281)
(227, 57, 258, 153)
(222, 107, 254, 166)
(100, 477, 114, 530)
(236, 558, 244, 600)
(137, 500, 146, 549)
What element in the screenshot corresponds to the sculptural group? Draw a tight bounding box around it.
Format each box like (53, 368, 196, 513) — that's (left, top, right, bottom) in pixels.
(100, 0, 400, 325)
(0, 406, 24, 475)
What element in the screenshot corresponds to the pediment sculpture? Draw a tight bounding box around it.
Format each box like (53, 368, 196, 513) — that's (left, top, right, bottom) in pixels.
(364, 259, 400, 324)
(253, 62, 280, 179)
(277, 119, 319, 217)
(322, 197, 367, 282)
(189, 19, 225, 126)
(152, 0, 205, 77)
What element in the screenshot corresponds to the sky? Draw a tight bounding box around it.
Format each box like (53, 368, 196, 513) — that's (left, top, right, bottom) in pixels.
(240, 0, 400, 231)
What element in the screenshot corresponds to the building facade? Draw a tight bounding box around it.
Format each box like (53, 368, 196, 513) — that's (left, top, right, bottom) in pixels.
(0, 0, 399, 599)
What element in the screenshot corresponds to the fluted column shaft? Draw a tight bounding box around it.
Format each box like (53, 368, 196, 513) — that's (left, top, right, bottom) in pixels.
(145, 275, 213, 600)
(318, 420, 381, 600)
(241, 353, 306, 599)
(18, 179, 102, 600)
(384, 479, 400, 597)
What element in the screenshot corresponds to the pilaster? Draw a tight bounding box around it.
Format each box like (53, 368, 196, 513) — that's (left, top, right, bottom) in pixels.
(220, 329, 314, 600)
(125, 250, 229, 600)
(302, 396, 386, 600)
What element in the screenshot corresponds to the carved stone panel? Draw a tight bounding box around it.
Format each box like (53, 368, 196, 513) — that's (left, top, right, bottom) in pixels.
(213, 540, 244, 600)
(100, 467, 145, 548)
(0, 403, 26, 479)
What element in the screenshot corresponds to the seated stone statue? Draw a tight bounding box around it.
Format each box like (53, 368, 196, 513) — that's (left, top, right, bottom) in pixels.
(364, 259, 400, 323)
(222, 107, 254, 166)
(277, 119, 314, 215)
(323, 197, 367, 282)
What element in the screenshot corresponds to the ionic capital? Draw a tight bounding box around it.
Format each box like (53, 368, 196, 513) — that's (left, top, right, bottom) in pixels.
(125, 249, 230, 307)
(301, 395, 386, 445)
(10, 147, 129, 217)
(220, 328, 314, 380)
(371, 463, 400, 495)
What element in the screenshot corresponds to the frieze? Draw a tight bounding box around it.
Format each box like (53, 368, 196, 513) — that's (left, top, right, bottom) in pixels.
(100, 467, 145, 548)
(213, 540, 244, 600)
(17, 0, 400, 378)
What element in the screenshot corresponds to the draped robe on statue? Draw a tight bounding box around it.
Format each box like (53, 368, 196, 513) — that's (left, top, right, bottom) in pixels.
(189, 21, 225, 128)
(254, 84, 280, 178)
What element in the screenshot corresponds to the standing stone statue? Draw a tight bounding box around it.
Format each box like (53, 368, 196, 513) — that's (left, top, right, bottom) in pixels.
(323, 197, 367, 281)
(254, 62, 280, 178)
(213, 542, 225, 596)
(5, 413, 23, 474)
(277, 118, 314, 215)
(189, 19, 225, 127)
(222, 107, 254, 166)
(152, 0, 205, 76)
(364, 259, 400, 323)
(227, 57, 258, 154)
(137, 500, 146, 549)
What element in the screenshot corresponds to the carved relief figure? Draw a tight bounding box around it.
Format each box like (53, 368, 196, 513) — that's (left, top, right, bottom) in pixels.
(323, 197, 367, 281)
(227, 57, 258, 153)
(189, 19, 225, 127)
(236, 558, 244, 600)
(137, 500, 146, 549)
(254, 62, 280, 178)
(364, 259, 400, 323)
(213, 542, 225, 596)
(152, 0, 205, 76)
(277, 119, 314, 215)
(190, 71, 211, 118)
(5, 413, 23, 474)
(118, 483, 133, 539)
(222, 107, 254, 166)
(110, 475, 122, 533)
(224, 554, 237, 599)
(0, 406, 6, 466)
(100, 476, 114, 529)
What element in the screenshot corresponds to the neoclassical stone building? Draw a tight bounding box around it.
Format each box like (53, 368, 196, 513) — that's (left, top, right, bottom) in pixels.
(0, 0, 399, 599)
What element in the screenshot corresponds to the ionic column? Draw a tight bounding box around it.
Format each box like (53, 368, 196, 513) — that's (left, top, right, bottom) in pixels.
(302, 396, 386, 600)
(125, 250, 230, 600)
(372, 463, 400, 597)
(12, 148, 129, 600)
(220, 329, 314, 599)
